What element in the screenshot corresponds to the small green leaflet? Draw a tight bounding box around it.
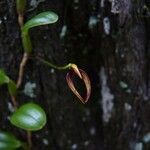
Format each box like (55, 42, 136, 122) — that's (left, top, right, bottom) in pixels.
(10, 103, 47, 131)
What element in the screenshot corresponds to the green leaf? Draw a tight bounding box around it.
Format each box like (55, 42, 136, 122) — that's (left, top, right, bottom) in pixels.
(10, 103, 47, 131)
(0, 70, 10, 85)
(22, 11, 58, 32)
(21, 11, 58, 53)
(0, 131, 21, 150)
(7, 80, 17, 96)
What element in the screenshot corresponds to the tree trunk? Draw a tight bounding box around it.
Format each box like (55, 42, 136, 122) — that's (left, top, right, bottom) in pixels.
(0, 0, 149, 150)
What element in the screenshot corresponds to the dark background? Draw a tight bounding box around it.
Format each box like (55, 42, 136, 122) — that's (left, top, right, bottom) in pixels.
(0, 0, 150, 150)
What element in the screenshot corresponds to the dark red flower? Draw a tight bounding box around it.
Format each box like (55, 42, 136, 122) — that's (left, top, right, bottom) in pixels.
(66, 64, 91, 104)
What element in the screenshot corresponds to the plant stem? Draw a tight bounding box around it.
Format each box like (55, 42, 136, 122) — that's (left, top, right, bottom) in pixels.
(21, 143, 30, 150)
(18, 14, 24, 27)
(27, 131, 32, 148)
(16, 3, 32, 148)
(17, 52, 29, 88)
(11, 96, 18, 109)
(36, 56, 72, 70)
(16, 52, 32, 148)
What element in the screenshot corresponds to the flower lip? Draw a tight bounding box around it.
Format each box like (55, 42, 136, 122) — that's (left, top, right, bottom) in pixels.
(66, 69, 91, 104)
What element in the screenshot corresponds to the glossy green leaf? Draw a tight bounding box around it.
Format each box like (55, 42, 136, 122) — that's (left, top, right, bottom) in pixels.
(16, 0, 26, 14)
(7, 80, 17, 96)
(21, 11, 58, 53)
(10, 103, 47, 131)
(0, 131, 21, 150)
(22, 11, 58, 32)
(0, 70, 9, 85)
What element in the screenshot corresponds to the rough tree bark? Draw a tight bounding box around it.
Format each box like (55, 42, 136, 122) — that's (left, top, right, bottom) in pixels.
(0, 0, 149, 150)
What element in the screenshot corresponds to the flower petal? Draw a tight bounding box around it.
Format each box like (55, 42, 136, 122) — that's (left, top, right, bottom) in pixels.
(66, 69, 91, 104)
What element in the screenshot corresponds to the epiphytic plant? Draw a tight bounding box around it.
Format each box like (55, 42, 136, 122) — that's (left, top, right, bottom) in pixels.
(17, 11, 58, 88)
(0, 69, 47, 149)
(0, 0, 91, 149)
(16, 0, 91, 103)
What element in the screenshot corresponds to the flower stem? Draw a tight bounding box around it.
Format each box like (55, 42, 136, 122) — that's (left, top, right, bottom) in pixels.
(36, 56, 72, 70)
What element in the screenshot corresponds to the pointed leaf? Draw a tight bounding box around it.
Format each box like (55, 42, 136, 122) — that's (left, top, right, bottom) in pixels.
(0, 131, 21, 150)
(10, 103, 47, 131)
